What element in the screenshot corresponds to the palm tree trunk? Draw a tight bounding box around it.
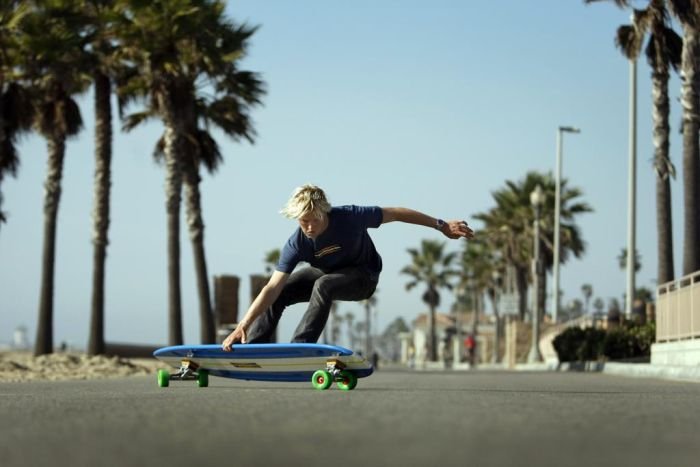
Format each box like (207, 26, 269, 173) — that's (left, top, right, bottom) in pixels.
(34, 136, 66, 355)
(0, 84, 5, 228)
(364, 303, 371, 357)
(487, 287, 501, 363)
(88, 71, 112, 356)
(651, 71, 674, 284)
(515, 265, 528, 321)
(160, 93, 184, 345)
(429, 302, 437, 361)
(680, 28, 700, 275)
(651, 70, 675, 285)
(182, 165, 215, 343)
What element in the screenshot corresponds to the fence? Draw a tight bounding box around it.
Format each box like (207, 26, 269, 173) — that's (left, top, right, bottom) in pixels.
(656, 270, 700, 342)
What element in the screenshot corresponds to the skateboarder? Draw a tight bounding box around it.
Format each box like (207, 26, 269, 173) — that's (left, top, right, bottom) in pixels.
(222, 184, 473, 351)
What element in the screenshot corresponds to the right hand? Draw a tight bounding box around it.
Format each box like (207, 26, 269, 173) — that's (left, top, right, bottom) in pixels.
(221, 323, 248, 352)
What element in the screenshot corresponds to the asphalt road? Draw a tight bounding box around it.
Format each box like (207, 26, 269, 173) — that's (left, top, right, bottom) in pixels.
(1, 370, 699, 467)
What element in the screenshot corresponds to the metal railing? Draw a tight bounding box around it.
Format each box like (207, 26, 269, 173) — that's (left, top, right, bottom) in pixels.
(656, 270, 700, 342)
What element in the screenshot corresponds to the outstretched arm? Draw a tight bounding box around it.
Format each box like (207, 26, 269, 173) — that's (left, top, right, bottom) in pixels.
(381, 207, 474, 240)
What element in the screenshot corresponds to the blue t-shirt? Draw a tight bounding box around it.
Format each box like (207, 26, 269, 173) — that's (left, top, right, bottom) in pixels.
(277, 205, 384, 280)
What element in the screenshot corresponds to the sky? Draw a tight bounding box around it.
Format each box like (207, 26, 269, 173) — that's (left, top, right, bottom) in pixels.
(0, 0, 687, 349)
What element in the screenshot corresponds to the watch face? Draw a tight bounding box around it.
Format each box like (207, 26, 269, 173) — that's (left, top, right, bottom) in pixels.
(436, 219, 445, 229)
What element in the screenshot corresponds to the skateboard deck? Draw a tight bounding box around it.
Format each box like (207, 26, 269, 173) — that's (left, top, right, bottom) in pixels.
(153, 343, 373, 390)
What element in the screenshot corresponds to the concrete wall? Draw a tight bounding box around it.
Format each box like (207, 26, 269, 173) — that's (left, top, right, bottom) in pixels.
(651, 340, 700, 366)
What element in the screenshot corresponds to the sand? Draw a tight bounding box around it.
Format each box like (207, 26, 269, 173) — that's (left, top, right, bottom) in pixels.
(0, 351, 163, 382)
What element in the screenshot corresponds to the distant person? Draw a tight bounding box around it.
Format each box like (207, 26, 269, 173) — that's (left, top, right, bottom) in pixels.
(372, 351, 379, 370)
(465, 334, 476, 366)
(222, 184, 473, 350)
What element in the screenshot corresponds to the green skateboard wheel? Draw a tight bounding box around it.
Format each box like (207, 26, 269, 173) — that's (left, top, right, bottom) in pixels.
(197, 370, 209, 388)
(312, 370, 333, 390)
(157, 369, 170, 388)
(336, 370, 357, 391)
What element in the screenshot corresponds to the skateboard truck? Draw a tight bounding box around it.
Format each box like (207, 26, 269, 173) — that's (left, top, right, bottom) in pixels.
(325, 359, 346, 379)
(310, 358, 358, 390)
(171, 359, 200, 381)
(158, 359, 209, 387)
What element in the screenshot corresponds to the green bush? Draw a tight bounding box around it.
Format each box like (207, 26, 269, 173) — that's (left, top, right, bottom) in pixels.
(578, 327, 606, 361)
(552, 327, 584, 362)
(552, 322, 655, 362)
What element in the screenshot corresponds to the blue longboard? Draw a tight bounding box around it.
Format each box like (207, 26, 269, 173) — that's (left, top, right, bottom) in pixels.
(153, 343, 373, 390)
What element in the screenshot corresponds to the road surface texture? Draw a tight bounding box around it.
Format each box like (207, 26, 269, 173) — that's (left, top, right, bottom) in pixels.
(1, 370, 698, 467)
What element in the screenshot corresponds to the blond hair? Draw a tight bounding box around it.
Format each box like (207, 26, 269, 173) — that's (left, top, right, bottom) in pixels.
(280, 184, 331, 219)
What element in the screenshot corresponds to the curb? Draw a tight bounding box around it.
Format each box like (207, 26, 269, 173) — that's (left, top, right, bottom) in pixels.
(600, 362, 700, 383)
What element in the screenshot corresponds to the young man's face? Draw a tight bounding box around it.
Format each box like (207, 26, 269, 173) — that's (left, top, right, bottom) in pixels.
(298, 212, 327, 239)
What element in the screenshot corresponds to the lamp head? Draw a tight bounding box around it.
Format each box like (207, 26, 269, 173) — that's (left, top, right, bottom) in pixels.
(559, 126, 581, 134)
(530, 184, 545, 207)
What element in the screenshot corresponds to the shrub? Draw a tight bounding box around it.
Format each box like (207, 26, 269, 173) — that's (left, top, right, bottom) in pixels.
(552, 321, 655, 363)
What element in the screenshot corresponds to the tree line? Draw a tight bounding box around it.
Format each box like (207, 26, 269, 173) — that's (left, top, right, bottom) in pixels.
(0, 0, 265, 356)
(401, 171, 591, 361)
(586, 0, 700, 282)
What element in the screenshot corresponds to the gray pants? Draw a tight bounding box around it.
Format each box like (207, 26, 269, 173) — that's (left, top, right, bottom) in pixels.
(246, 266, 378, 344)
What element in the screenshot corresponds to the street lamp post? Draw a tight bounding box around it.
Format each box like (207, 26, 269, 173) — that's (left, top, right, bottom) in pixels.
(491, 270, 502, 364)
(552, 125, 581, 323)
(529, 184, 545, 363)
(455, 284, 465, 364)
(626, 54, 637, 319)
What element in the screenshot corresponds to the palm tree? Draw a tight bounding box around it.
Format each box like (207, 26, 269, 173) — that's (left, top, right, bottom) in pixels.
(667, 0, 700, 275)
(16, 1, 90, 355)
(116, 0, 252, 344)
(361, 293, 378, 357)
(0, 1, 32, 232)
(129, 72, 264, 345)
(475, 172, 592, 320)
(581, 283, 593, 314)
(401, 239, 457, 361)
(593, 297, 606, 315)
(115, 0, 200, 345)
(474, 196, 530, 320)
(587, 0, 681, 285)
(183, 68, 264, 343)
(618, 247, 642, 273)
(458, 237, 501, 360)
(114, 0, 185, 345)
(83, 0, 125, 356)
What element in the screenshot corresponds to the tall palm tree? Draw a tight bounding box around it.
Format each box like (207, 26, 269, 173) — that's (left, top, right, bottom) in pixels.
(667, 0, 700, 275)
(401, 239, 457, 361)
(458, 236, 500, 358)
(116, 0, 248, 344)
(581, 283, 593, 314)
(361, 293, 377, 357)
(16, 1, 90, 355)
(0, 1, 32, 231)
(587, 0, 682, 285)
(126, 61, 265, 345)
(178, 24, 264, 344)
(475, 172, 591, 320)
(83, 0, 125, 356)
(474, 197, 531, 320)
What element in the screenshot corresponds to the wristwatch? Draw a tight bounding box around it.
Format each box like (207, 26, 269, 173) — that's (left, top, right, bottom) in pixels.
(435, 218, 445, 231)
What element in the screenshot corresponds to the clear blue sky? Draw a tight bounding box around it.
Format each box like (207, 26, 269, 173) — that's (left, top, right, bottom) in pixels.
(0, 0, 684, 348)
